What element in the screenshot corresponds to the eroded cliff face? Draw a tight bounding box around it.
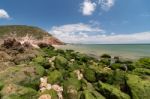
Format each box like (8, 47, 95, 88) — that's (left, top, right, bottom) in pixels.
(0, 25, 64, 45)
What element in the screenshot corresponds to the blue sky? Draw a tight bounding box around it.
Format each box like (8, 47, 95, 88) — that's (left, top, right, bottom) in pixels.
(0, 0, 150, 44)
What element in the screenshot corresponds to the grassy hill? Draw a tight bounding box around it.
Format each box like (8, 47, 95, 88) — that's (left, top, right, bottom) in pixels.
(0, 25, 51, 39)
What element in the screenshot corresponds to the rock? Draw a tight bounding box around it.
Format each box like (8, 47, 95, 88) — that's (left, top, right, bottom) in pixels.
(135, 58, 150, 69)
(38, 42, 53, 48)
(0, 83, 38, 99)
(110, 63, 123, 70)
(14, 53, 36, 64)
(63, 78, 81, 99)
(80, 90, 105, 99)
(33, 56, 50, 69)
(54, 55, 68, 69)
(95, 81, 130, 99)
(22, 41, 33, 49)
(100, 54, 111, 59)
(0, 61, 15, 72)
(84, 68, 96, 82)
(47, 70, 62, 84)
(2, 38, 16, 48)
(0, 51, 12, 61)
(40, 89, 58, 99)
(133, 68, 150, 76)
(0, 64, 44, 90)
(126, 74, 150, 99)
(39, 94, 51, 99)
(74, 70, 83, 80)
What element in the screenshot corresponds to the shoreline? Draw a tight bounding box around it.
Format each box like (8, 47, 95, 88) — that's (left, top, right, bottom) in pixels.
(54, 44, 148, 60)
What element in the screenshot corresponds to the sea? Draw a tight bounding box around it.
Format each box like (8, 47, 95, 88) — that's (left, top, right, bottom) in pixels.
(56, 44, 150, 60)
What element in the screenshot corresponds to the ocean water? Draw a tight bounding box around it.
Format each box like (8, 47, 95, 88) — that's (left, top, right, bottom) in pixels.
(56, 44, 150, 59)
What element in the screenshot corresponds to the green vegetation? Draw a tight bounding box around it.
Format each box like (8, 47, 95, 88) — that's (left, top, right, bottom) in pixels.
(0, 25, 51, 39)
(0, 38, 150, 99)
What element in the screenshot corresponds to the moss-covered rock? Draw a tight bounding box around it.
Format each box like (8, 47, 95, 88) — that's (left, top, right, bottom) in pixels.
(135, 58, 150, 69)
(40, 89, 58, 99)
(80, 90, 96, 99)
(84, 68, 96, 82)
(110, 63, 122, 70)
(0, 83, 38, 99)
(133, 68, 150, 76)
(13, 53, 36, 65)
(47, 70, 62, 84)
(96, 67, 113, 83)
(100, 54, 111, 59)
(95, 81, 130, 99)
(0, 81, 4, 91)
(33, 56, 50, 69)
(100, 58, 111, 66)
(80, 90, 105, 99)
(0, 64, 43, 90)
(54, 55, 68, 69)
(63, 78, 81, 99)
(126, 74, 150, 99)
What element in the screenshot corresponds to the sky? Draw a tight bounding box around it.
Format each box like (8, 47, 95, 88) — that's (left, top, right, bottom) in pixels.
(0, 0, 150, 44)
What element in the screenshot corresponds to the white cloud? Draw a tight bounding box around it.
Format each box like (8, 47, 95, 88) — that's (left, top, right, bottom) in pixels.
(99, 0, 115, 11)
(0, 9, 10, 19)
(80, 0, 97, 16)
(49, 23, 150, 44)
(80, 0, 115, 16)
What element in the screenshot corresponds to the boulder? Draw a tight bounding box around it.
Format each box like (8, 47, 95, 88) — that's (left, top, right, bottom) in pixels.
(40, 89, 58, 99)
(95, 81, 130, 99)
(63, 78, 81, 99)
(84, 68, 96, 82)
(0, 83, 38, 99)
(54, 55, 68, 69)
(47, 70, 62, 84)
(0, 64, 45, 90)
(126, 74, 150, 99)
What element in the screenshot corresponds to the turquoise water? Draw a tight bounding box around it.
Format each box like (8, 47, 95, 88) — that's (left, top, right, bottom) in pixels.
(56, 44, 150, 59)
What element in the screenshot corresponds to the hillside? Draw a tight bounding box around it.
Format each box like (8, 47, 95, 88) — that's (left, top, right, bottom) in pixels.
(0, 25, 63, 45)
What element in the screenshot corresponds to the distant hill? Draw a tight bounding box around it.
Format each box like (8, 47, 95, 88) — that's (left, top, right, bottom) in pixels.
(0, 25, 64, 45)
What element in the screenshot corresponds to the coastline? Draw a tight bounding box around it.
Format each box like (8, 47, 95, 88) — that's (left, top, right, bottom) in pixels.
(54, 44, 150, 60)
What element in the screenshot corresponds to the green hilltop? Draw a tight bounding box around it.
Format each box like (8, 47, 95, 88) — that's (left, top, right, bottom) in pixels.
(0, 25, 51, 39)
